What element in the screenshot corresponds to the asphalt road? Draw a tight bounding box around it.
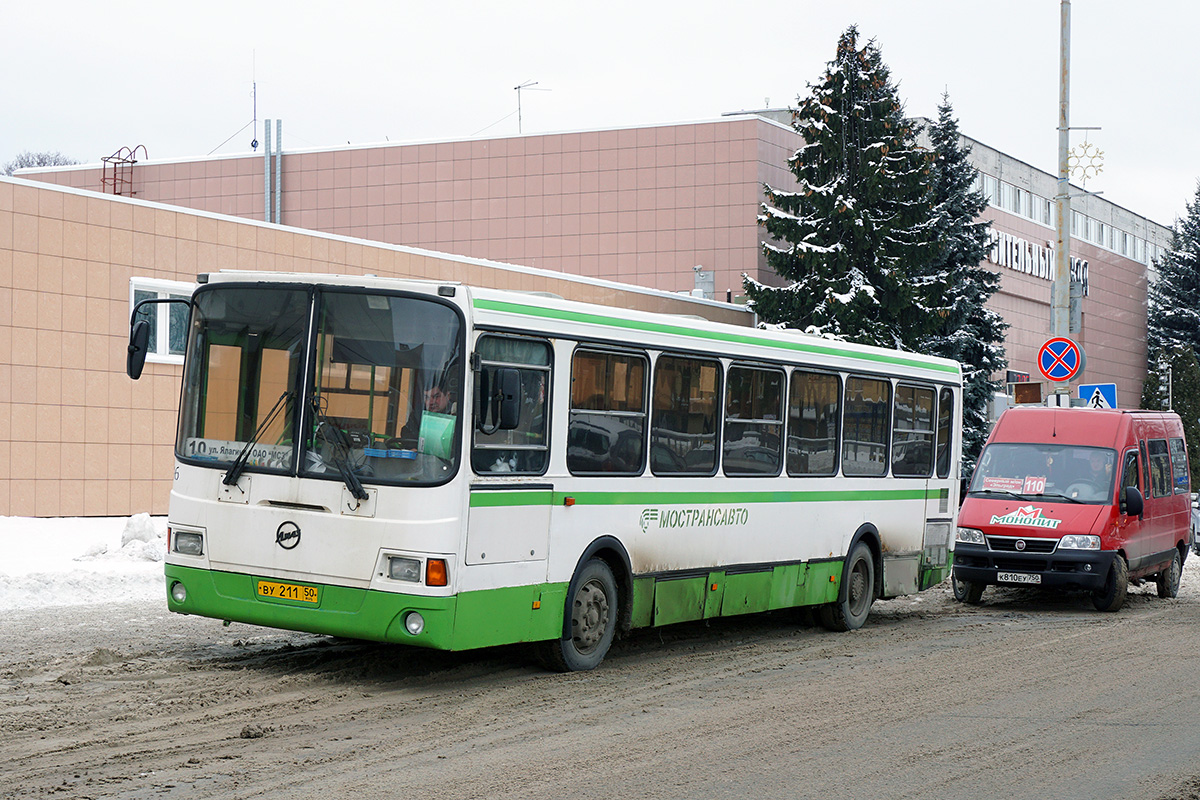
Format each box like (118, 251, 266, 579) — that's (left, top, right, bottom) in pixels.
(3, 569, 1200, 800)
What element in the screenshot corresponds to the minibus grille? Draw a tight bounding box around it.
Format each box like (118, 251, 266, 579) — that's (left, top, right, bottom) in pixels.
(986, 536, 1057, 554)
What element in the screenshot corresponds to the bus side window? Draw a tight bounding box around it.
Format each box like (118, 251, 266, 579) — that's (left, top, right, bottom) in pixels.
(843, 376, 891, 477)
(787, 370, 840, 476)
(650, 355, 721, 475)
(892, 384, 935, 477)
(567, 349, 648, 475)
(935, 388, 954, 479)
(723, 365, 783, 476)
(471, 336, 551, 475)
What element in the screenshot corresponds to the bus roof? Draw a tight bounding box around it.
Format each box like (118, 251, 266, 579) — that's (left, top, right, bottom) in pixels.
(200, 270, 962, 383)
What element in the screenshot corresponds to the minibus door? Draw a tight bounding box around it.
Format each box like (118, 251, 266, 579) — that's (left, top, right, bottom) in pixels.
(1117, 448, 1147, 564)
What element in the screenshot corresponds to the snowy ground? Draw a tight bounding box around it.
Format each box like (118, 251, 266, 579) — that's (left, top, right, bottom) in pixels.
(0, 514, 167, 610)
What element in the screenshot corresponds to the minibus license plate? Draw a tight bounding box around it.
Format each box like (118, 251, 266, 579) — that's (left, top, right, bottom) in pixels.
(997, 572, 1041, 585)
(257, 580, 319, 603)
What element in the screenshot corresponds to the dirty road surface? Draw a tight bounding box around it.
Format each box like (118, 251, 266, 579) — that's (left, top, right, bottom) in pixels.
(5, 564, 1200, 800)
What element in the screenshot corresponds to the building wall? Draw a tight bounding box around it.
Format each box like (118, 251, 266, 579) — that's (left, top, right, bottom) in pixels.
(29, 117, 800, 303)
(0, 177, 749, 517)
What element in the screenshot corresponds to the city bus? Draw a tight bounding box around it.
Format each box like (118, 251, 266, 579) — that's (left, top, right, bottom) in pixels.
(127, 271, 963, 670)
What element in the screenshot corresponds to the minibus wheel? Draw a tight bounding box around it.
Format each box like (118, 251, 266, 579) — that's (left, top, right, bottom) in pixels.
(536, 558, 617, 672)
(964, 582, 985, 605)
(953, 574, 985, 605)
(1092, 555, 1129, 612)
(819, 541, 875, 631)
(1156, 549, 1182, 599)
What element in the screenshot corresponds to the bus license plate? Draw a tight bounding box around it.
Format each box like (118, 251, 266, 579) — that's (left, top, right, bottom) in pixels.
(997, 572, 1041, 585)
(257, 580, 319, 603)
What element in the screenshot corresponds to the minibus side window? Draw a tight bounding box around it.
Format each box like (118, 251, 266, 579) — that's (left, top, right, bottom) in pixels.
(1169, 437, 1190, 494)
(1121, 451, 1140, 493)
(1148, 439, 1171, 498)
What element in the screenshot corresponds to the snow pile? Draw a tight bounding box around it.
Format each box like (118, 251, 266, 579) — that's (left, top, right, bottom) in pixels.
(0, 515, 167, 610)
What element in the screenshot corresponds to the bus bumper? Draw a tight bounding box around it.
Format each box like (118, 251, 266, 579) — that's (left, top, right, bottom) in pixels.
(165, 564, 458, 649)
(164, 564, 567, 651)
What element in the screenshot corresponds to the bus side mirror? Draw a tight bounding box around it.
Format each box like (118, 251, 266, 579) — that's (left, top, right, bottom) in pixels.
(497, 368, 521, 430)
(1121, 486, 1143, 518)
(127, 319, 151, 380)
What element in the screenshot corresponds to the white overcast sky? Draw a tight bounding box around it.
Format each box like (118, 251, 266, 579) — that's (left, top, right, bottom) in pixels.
(3, 0, 1196, 226)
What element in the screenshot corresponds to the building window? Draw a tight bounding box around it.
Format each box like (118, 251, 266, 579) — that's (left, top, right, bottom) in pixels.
(130, 278, 193, 364)
(1037, 197, 1051, 225)
(981, 174, 999, 206)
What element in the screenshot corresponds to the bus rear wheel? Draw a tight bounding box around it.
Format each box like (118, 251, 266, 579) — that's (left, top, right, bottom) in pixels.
(536, 558, 617, 672)
(819, 541, 875, 632)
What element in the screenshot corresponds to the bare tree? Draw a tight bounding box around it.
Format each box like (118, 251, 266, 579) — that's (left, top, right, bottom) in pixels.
(2, 150, 80, 176)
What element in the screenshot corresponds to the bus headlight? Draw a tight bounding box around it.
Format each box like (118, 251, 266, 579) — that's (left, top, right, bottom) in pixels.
(956, 527, 985, 545)
(170, 582, 187, 603)
(1058, 535, 1101, 550)
(172, 531, 204, 556)
(388, 557, 422, 582)
(404, 612, 425, 635)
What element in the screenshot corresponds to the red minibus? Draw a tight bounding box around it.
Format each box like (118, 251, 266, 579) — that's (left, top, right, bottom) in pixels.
(953, 407, 1189, 611)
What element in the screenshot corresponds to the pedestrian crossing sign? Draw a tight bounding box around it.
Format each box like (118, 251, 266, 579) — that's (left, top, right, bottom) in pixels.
(1077, 383, 1117, 409)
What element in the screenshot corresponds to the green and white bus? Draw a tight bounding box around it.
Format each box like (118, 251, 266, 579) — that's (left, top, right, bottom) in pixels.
(128, 271, 962, 670)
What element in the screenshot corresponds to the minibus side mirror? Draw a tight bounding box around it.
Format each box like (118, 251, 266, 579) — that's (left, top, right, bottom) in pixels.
(1121, 486, 1144, 518)
(127, 319, 151, 380)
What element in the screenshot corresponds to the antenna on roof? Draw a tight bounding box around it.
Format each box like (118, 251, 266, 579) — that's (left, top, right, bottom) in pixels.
(250, 52, 259, 151)
(514, 80, 551, 134)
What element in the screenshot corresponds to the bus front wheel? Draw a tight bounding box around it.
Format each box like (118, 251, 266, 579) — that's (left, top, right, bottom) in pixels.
(536, 558, 618, 672)
(819, 541, 876, 632)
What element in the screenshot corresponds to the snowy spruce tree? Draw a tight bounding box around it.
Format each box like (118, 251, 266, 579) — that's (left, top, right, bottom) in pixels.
(1142, 181, 1200, 476)
(920, 94, 1008, 474)
(745, 26, 938, 349)
(1145, 181, 1200, 369)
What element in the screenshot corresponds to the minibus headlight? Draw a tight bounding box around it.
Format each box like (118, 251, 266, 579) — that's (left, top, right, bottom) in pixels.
(404, 612, 425, 635)
(170, 581, 187, 603)
(172, 531, 204, 556)
(1058, 535, 1101, 551)
(956, 527, 986, 545)
(388, 557, 422, 582)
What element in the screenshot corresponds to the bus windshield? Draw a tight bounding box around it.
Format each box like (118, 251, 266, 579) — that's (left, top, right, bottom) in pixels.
(970, 443, 1116, 503)
(176, 284, 463, 485)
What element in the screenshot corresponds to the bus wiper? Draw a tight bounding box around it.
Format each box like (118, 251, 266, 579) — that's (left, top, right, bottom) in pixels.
(223, 390, 294, 488)
(310, 400, 369, 502)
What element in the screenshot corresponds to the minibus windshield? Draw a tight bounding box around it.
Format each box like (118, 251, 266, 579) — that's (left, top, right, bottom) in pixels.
(970, 443, 1117, 504)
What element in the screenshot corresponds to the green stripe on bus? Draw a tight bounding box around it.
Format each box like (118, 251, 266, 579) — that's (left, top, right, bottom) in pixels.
(472, 298, 961, 375)
(469, 487, 939, 507)
(468, 490, 556, 508)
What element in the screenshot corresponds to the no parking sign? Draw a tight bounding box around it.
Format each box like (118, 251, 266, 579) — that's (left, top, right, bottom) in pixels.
(1037, 338, 1084, 382)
